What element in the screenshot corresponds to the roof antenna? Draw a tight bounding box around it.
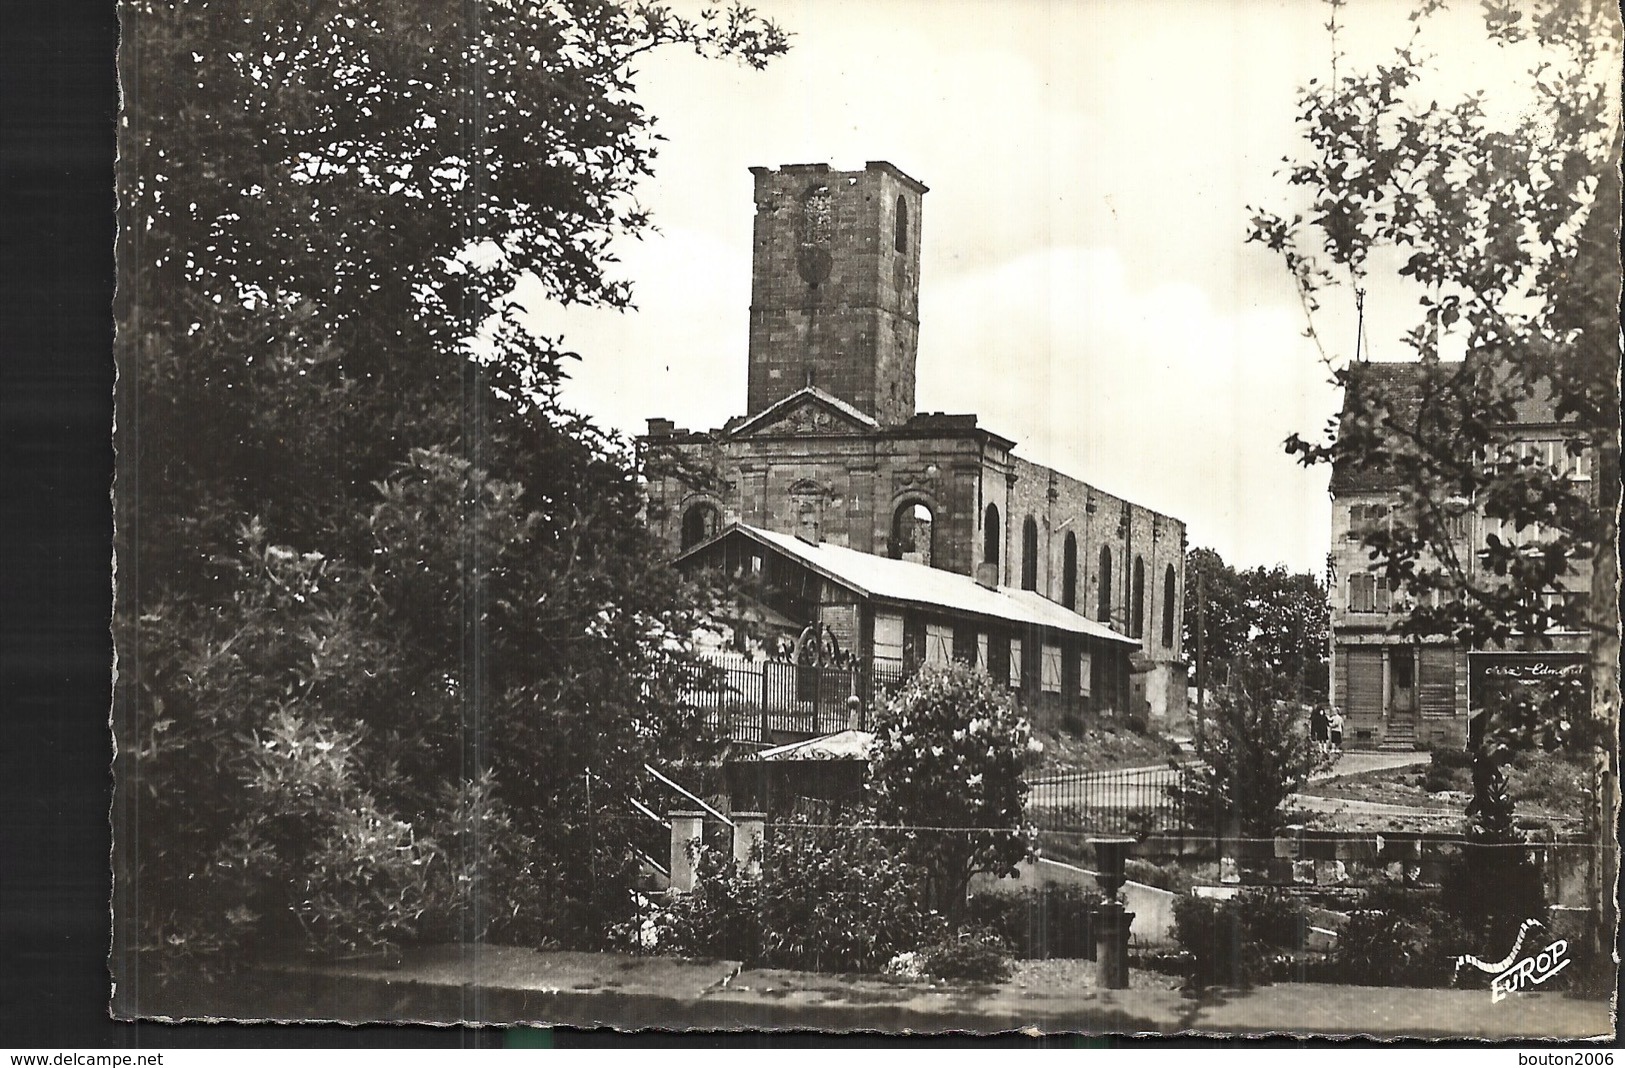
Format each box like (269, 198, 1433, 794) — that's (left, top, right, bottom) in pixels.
(1353, 287, 1367, 363)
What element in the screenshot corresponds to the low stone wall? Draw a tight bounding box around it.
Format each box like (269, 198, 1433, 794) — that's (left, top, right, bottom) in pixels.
(970, 857, 1178, 947)
(1109, 829, 1591, 907)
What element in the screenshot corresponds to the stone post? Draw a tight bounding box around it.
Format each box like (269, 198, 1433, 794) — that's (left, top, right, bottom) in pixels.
(1095, 901, 1134, 989)
(732, 811, 766, 878)
(669, 810, 704, 894)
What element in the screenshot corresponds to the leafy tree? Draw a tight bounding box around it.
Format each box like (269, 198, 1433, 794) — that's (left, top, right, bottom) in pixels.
(1184, 547, 1329, 701)
(1246, 0, 1618, 962)
(1173, 657, 1330, 837)
(114, 0, 786, 970)
(865, 663, 1040, 923)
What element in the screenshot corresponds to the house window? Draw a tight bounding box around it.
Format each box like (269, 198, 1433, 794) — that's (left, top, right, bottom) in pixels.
(977, 632, 989, 670)
(1062, 533, 1078, 610)
(894, 195, 908, 253)
(1078, 650, 1093, 697)
(681, 502, 720, 550)
(1009, 636, 1023, 689)
(924, 622, 952, 666)
(1349, 573, 1375, 613)
(1348, 502, 1390, 538)
(1349, 572, 1394, 613)
(1041, 643, 1063, 693)
(1021, 517, 1039, 591)
(983, 504, 1001, 567)
(1097, 547, 1113, 622)
(1162, 564, 1177, 647)
(1131, 556, 1146, 638)
(873, 612, 905, 667)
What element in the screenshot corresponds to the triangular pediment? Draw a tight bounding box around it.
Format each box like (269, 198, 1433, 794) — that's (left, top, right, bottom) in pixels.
(729, 387, 879, 438)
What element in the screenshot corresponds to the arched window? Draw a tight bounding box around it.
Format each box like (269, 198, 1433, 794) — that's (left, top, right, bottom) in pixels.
(983, 504, 1001, 566)
(891, 500, 934, 567)
(1062, 533, 1078, 610)
(1097, 547, 1113, 623)
(1162, 564, 1177, 647)
(894, 195, 908, 253)
(1132, 556, 1146, 638)
(1021, 516, 1039, 591)
(796, 184, 834, 285)
(681, 502, 719, 550)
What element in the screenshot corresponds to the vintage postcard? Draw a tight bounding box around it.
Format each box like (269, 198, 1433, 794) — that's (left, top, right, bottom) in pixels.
(111, 0, 1620, 1040)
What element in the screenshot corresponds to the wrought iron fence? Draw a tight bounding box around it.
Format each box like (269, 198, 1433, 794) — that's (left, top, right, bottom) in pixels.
(1026, 763, 1193, 835)
(686, 655, 911, 743)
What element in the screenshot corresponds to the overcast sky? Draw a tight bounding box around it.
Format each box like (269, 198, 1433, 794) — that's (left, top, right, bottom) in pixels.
(528, 0, 1575, 574)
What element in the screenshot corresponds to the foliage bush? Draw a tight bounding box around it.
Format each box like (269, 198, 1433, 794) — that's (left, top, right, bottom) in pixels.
(1429, 747, 1476, 772)
(646, 846, 762, 963)
(1438, 842, 1547, 960)
(1419, 747, 1473, 794)
(1172, 891, 1309, 989)
(1506, 753, 1591, 814)
(966, 884, 1102, 959)
(1238, 892, 1310, 951)
(651, 816, 945, 975)
(916, 927, 1013, 984)
(1333, 887, 1458, 988)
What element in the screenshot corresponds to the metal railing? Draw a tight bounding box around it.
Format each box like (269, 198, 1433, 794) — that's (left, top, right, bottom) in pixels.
(685, 654, 911, 743)
(1026, 763, 1192, 835)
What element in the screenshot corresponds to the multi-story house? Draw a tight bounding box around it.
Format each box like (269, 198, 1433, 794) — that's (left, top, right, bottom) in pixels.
(1327, 360, 1593, 750)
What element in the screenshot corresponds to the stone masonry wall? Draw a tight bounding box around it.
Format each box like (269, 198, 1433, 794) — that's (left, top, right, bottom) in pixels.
(745, 163, 924, 425)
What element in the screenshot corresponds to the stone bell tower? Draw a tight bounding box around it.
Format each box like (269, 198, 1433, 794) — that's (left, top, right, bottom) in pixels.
(744, 161, 927, 426)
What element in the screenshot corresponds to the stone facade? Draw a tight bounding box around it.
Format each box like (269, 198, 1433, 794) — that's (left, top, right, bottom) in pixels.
(642, 161, 1188, 727)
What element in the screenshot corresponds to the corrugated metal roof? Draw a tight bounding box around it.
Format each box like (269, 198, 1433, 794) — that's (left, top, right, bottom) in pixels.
(692, 524, 1139, 646)
(754, 729, 875, 762)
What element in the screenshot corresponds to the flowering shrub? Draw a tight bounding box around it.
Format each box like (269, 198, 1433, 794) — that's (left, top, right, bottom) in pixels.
(866, 662, 1040, 921)
(649, 815, 945, 974)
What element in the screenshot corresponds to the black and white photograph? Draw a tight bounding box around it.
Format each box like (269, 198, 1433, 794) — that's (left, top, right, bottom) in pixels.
(109, 0, 1621, 1040)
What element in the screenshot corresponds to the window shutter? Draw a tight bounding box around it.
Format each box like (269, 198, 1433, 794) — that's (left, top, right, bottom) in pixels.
(1041, 644, 1062, 693)
(1419, 648, 1456, 718)
(1345, 648, 1383, 718)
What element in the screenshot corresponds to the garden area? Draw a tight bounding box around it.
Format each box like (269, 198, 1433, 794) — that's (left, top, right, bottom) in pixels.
(1296, 747, 1593, 833)
(1031, 715, 1181, 776)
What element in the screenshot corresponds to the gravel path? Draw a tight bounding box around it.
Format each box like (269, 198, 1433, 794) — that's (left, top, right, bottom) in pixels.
(1007, 957, 1186, 994)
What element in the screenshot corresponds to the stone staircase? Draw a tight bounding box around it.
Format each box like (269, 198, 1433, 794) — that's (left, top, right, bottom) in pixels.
(1380, 709, 1419, 751)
